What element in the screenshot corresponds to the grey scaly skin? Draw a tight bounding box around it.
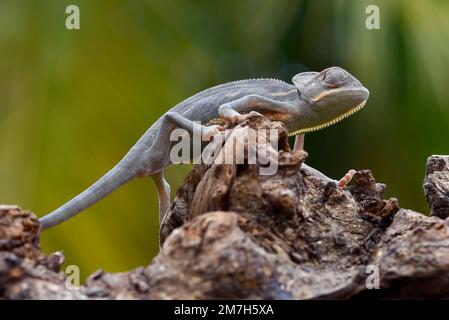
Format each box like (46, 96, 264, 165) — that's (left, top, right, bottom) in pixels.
(39, 66, 369, 230)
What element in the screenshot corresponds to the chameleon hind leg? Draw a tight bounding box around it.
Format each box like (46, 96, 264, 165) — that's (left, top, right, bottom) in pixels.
(146, 112, 223, 225)
(151, 171, 171, 225)
(165, 112, 224, 140)
(293, 134, 355, 188)
(145, 112, 224, 171)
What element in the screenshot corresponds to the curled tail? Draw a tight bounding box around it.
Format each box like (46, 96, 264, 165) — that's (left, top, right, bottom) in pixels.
(39, 164, 135, 230)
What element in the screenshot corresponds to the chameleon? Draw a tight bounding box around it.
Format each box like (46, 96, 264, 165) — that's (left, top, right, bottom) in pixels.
(39, 66, 369, 231)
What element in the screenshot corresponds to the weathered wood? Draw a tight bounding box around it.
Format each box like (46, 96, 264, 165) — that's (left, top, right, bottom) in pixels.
(1, 115, 449, 299)
(424, 155, 449, 219)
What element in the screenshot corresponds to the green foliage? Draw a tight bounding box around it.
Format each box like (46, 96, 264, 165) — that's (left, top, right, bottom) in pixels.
(1, 0, 448, 279)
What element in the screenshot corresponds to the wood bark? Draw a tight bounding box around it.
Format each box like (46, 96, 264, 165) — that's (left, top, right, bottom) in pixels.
(1, 115, 449, 299)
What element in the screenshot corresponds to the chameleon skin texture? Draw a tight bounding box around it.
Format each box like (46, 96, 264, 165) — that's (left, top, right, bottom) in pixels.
(39, 66, 369, 230)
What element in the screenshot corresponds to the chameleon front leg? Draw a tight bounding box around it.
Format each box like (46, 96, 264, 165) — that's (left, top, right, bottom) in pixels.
(218, 97, 355, 187)
(293, 134, 355, 188)
(218, 94, 296, 123)
(293, 133, 305, 151)
(336, 170, 356, 188)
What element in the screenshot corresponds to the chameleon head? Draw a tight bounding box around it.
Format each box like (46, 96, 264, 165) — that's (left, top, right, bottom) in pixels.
(290, 66, 370, 135)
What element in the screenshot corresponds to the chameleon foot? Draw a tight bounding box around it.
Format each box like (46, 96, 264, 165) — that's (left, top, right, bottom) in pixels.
(224, 111, 263, 125)
(337, 169, 356, 188)
(202, 124, 225, 141)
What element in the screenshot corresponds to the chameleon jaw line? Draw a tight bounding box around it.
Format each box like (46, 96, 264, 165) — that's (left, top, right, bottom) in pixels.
(312, 88, 347, 102)
(288, 100, 367, 136)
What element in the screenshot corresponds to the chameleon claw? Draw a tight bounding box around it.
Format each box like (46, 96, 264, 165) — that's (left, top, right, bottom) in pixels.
(248, 111, 263, 117)
(337, 169, 356, 188)
(225, 114, 246, 125)
(226, 111, 263, 126)
(202, 125, 225, 141)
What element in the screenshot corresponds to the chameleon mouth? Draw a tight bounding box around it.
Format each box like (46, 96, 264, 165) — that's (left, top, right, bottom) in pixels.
(288, 100, 367, 136)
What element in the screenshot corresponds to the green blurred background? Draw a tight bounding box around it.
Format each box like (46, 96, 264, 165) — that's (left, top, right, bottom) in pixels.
(1, 0, 448, 280)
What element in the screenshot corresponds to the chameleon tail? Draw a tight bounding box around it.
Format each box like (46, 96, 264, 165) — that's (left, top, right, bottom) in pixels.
(39, 164, 135, 230)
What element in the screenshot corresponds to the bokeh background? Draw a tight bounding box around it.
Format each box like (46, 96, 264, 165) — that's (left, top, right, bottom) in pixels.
(1, 0, 448, 280)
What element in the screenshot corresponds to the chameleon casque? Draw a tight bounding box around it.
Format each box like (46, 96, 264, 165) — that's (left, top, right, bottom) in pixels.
(39, 66, 369, 231)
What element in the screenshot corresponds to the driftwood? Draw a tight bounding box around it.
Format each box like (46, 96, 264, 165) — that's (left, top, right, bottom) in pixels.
(1, 115, 449, 299)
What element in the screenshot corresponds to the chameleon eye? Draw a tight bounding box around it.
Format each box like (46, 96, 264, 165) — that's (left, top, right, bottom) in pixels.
(323, 68, 347, 87)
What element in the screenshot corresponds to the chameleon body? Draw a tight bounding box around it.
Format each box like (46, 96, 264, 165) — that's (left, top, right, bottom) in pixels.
(39, 67, 369, 230)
